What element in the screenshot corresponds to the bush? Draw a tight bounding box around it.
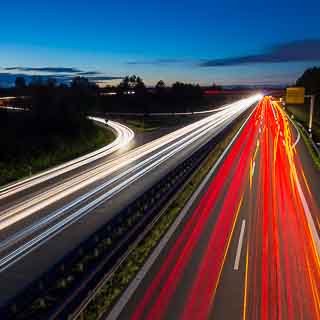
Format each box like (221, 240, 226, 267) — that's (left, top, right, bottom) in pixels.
(0, 121, 114, 186)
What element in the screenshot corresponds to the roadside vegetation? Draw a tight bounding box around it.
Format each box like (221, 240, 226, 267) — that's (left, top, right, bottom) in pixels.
(99, 77, 247, 114)
(286, 103, 320, 142)
(0, 119, 114, 186)
(0, 77, 114, 186)
(285, 66, 320, 168)
(291, 66, 320, 142)
(298, 126, 320, 169)
(124, 119, 159, 132)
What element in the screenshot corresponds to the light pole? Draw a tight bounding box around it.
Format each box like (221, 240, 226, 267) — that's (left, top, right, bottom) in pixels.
(307, 93, 318, 138)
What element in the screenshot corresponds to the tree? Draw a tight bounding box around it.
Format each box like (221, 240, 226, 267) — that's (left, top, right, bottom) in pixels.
(211, 82, 222, 90)
(134, 76, 146, 95)
(117, 75, 146, 95)
(296, 67, 320, 121)
(15, 77, 26, 90)
(70, 76, 97, 114)
(296, 67, 320, 94)
(71, 76, 90, 89)
(47, 78, 57, 88)
(156, 80, 165, 89)
(29, 76, 43, 87)
(171, 82, 203, 110)
(129, 75, 137, 84)
(117, 76, 130, 93)
(155, 80, 166, 95)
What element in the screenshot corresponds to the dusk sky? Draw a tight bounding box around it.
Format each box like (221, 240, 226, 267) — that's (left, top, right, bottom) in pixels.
(1, 0, 320, 86)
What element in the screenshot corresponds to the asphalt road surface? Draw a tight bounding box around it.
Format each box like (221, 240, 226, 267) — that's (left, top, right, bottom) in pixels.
(0, 95, 260, 306)
(109, 96, 320, 320)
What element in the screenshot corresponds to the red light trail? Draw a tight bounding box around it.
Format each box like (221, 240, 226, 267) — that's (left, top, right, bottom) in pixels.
(118, 97, 320, 320)
(244, 99, 320, 320)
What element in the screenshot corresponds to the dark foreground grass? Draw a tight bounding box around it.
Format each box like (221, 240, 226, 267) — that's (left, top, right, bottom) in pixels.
(0, 123, 114, 186)
(124, 119, 159, 132)
(285, 105, 320, 170)
(286, 104, 320, 142)
(298, 126, 320, 170)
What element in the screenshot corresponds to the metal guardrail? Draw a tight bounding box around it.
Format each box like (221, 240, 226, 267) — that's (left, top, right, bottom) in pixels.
(296, 121, 320, 158)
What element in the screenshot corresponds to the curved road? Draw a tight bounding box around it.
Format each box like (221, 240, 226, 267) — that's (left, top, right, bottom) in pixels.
(0, 118, 134, 200)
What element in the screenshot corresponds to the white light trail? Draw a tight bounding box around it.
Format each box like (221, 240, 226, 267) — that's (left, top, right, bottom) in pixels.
(0, 95, 261, 271)
(0, 118, 134, 199)
(0, 95, 260, 230)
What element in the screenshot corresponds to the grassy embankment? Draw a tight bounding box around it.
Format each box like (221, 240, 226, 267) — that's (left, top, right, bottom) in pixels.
(124, 119, 159, 132)
(0, 119, 115, 186)
(79, 113, 247, 320)
(298, 126, 320, 169)
(121, 115, 198, 133)
(286, 104, 320, 141)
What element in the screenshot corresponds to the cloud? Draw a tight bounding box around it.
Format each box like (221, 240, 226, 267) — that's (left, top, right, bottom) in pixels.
(0, 72, 69, 86)
(0, 72, 124, 87)
(87, 76, 124, 81)
(200, 39, 320, 67)
(127, 58, 182, 65)
(4, 67, 82, 73)
(77, 71, 101, 76)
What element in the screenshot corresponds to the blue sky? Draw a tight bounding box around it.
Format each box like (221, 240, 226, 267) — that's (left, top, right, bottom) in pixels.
(1, 0, 320, 86)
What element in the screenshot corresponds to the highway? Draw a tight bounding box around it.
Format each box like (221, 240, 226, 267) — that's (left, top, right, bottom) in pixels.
(0, 95, 260, 306)
(108, 97, 320, 320)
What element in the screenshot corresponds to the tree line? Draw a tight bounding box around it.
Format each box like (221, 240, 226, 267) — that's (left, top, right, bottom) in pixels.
(296, 67, 320, 94)
(296, 67, 320, 121)
(0, 74, 213, 116)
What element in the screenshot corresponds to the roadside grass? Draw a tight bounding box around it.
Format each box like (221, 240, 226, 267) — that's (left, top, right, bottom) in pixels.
(79, 114, 245, 320)
(285, 105, 320, 170)
(286, 104, 320, 142)
(0, 125, 115, 186)
(124, 119, 159, 132)
(297, 126, 320, 170)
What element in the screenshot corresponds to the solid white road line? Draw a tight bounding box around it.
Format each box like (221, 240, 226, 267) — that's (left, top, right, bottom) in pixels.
(234, 219, 246, 270)
(274, 101, 300, 149)
(295, 178, 320, 257)
(287, 114, 301, 149)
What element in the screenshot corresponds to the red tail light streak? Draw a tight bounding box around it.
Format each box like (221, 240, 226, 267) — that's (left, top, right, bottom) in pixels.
(126, 97, 320, 320)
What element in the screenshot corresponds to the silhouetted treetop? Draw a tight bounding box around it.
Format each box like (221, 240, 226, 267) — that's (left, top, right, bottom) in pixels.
(15, 77, 26, 89)
(171, 81, 202, 99)
(296, 67, 320, 94)
(71, 76, 90, 88)
(117, 75, 146, 94)
(156, 80, 165, 89)
(211, 82, 222, 90)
